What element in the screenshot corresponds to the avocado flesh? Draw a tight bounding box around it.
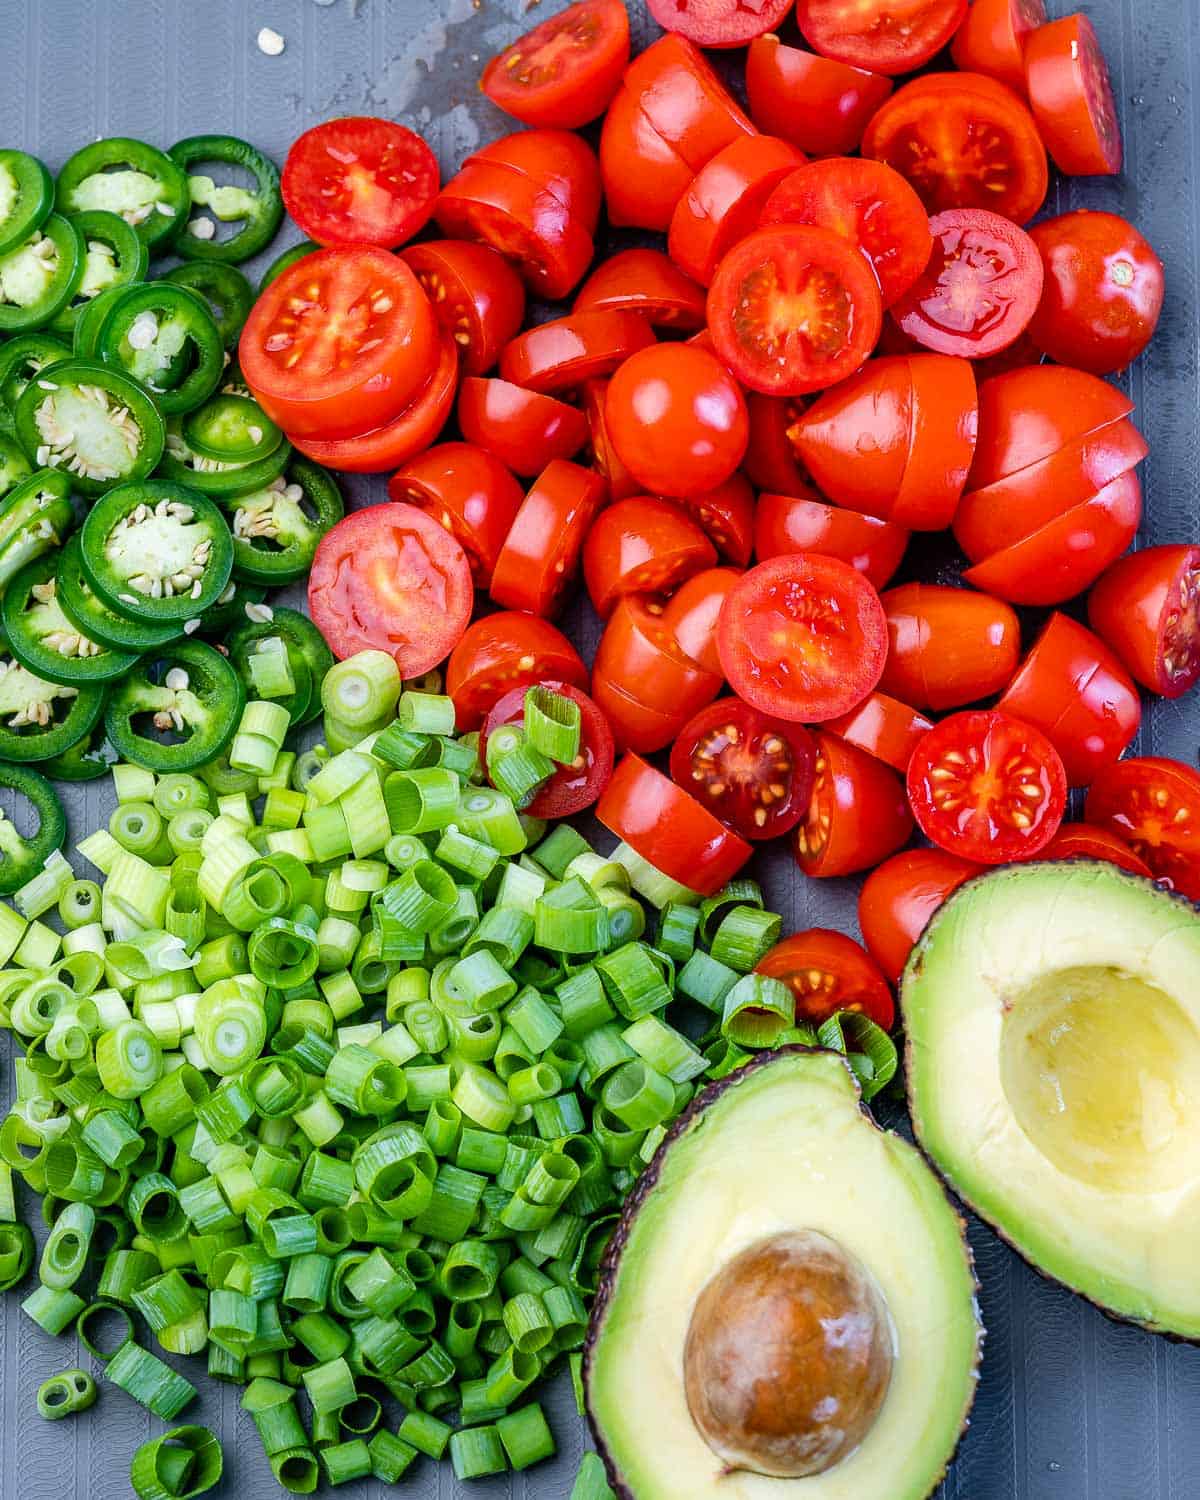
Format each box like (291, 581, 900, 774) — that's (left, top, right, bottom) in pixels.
(585, 1049, 981, 1500)
(903, 860, 1200, 1338)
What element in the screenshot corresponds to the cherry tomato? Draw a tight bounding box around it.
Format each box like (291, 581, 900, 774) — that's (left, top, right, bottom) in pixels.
(623, 35, 756, 173)
(891, 208, 1043, 359)
(400, 239, 526, 378)
(480, 0, 630, 130)
(599, 84, 697, 232)
(387, 442, 524, 587)
(951, 0, 1047, 96)
(760, 157, 933, 308)
(746, 35, 893, 158)
(497, 310, 655, 395)
(794, 731, 913, 878)
(447, 612, 587, 731)
(581, 378, 639, 502)
(717, 554, 888, 723)
(469, 130, 601, 234)
(647, 0, 794, 48)
(1087, 544, 1200, 700)
(754, 489, 910, 591)
(605, 343, 748, 498)
(676, 473, 756, 567)
(825, 691, 934, 772)
(742, 392, 811, 496)
(1024, 13, 1122, 177)
(1027, 211, 1164, 375)
(863, 71, 1049, 225)
(707, 225, 883, 396)
(658, 567, 744, 676)
(859, 850, 980, 983)
(457, 377, 588, 477)
(481, 681, 614, 818)
(907, 709, 1067, 864)
(1037, 824, 1152, 878)
(880, 582, 1020, 713)
(757, 929, 895, 1027)
(796, 0, 967, 75)
(308, 502, 473, 677)
(583, 497, 717, 620)
(892, 353, 979, 532)
(489, 460, 605, 617)
(592, 596, 722, 753)
(573, 249, 706, 330)
(281, 117, 439, 249)
(996, 612, 1140, 787)
(239, 247, 438, 440)
(1085, 758, 1200, 899)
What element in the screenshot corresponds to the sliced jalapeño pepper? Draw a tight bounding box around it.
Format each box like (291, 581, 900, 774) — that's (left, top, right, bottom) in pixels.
(160, 407, 291, 497)
(184, 394, 282, 465)
(227, 605, 333, 728)
(97, 282, 224, 415)
(105, 638, 244, 772)
(73, 283, 138, 359)
(195, 578, 267, 638)
(0, 333, 70, 413)
(0, 469, 75, 591)
(168, 135, 284, 264)
(221, 458, 344, 587)
(228, 624, 313, 726)
(0, 631, 106, 764)
(41, 722, 119, 782)
(51, 209, 149, 337)
(0, 434, 33, 501)
(55, 532, 181, 655)
(0, 150, 54, 257)
(3, 551, 139, 686)
(55, 137, 189, 248)
(0, 214, 83, 334)
(259, 239, 319, 292)
(0, 765, 66, 895)
(162, 262, 254, 349)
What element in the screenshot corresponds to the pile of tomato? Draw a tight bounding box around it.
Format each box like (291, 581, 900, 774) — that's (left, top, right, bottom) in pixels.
(236, 0, 1200, 1028)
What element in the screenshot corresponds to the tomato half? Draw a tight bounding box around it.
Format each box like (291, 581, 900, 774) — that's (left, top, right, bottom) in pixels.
(859, 849, 981, 983)
(1037, 824, 1152, 879)
(401, 239, 526, 378)
(676, 473, 756, 567)
(825, 691, 934, 772)
(1087, 544, 1200, 700)
(469, 130, 602, 234)
(658, 567, 744, 676)
(582, 378, 639, 502)
(951, 0, 1046, 96)
(743, 392, 812, 495)
(583, 496, 717, 620)
(480, 0, 630, 129)
(648, 0, 794, 47)
(754, 489, 910, 591)
(796, 0, 968, 75)
(717, 554, 888, 723)
(880, 582, 1020, 713)
(891, 353, 979, 532)
(746, 35, 893, 158)
(1085, 758, 1200, 899)
(489, 460, 605, 617)
(387, 442, 524, 587)
(707, 225, 883, 396)
(481, 681, 614, 818)
(308, 502, 473, 677)
(457, 377, 588, 477)
(446, 613, 587, 731)
(573, 249, 706, 330)
(907, 709, 1067, 864)
(786, 356, 912, 520)
(794, 731, 913, 878)
(498, 310, 655, 395)
(757, 930, 894, 1028)
(281, 117, 439, 249)
(623, 35, 756, 172)
(239, 247, 439, 439)
(599, 85, 697, 232)
(1024, 13, 1122, 176)
(591, 596, 722, 753)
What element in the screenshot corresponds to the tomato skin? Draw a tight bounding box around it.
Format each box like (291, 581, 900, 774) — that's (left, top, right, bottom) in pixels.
(573, 249, 706, 330)
(599, 85, 697, 232)
(746, 35, 893, 158)
(624, 35, 757, 173)
(757, 929, 895, 1028)
(1037, 824, 1152, 878)
(489, 460, 605, 618)
(591, 596, 722, 753)
(787, 357, 912, 520)
(469, 130, 601, 235)
(676, 473, 756, 567)
(825, 691, 934, 772)
(892, 354, 979, 532)
(797, 0, 968, 75)
(387, 442, 524, 588)
(743, 392, 811, 496)
(497, 310, 655, 395)
(400, 239, 526, 379)
(754, 489, 909, 591)
(457, 377, 588, 478)
(481, 681, 614, 819)
(581, 378, 639, 502)
(647, 0, 794, 48)
(859, 850, 980, 983)
(951, 0, 1047, 94)
(1085, 758, 1200, 900)
(583, 496, 717, 620)
(658, 567, 744, 676)
(880, 582, 1020, 713)
(1024, 13, 1122, 177)
(794, 731, 913, 878)
(480, 0, 630, 129)
(446, 612, 587, 731)
(1087, 544, 1200, 700)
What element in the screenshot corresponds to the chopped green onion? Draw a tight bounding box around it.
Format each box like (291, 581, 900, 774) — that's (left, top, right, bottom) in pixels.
(37, 1368, 97, 1421)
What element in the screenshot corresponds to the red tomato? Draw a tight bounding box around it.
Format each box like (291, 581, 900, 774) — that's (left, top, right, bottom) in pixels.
(400, 239, 526, 379)
(658, 567, 744, 676)
(951, 0, 1046, 96)
(746, 35, 893, 158)
(457, 377, 588, 478)
(794, 731, 913, 877)
(754, 489, 910, 591)
(1027, 211, 1164, 375)
(863, 72, 1049, 225)
(489, 460, 605, 617)
(707, 225, 883, 396)
(497, 310, 655, 395)
(892, 354, 979, 532)
(968, 328, 1045, 384)
(1037, 824, 1152, 878)
(1024, 14, 1122, 176)
(859, 850, 980, 983)
(796, 0, 967, 75)
(592, 596, 722, 753)
(599, 85, 697, 232)
(669, 698, 816, 841)
(880, 582, 1020, 713)
(1085, 758, 1200, 899)
(308, 502, 473, 677)
(480, 0, 630, 129)
(825, 692, 934, 772)
(239, 247, 438, 440)
(623, 35, 756, 173)
(968, 364, 1133, 489)
(583, 497, 717, 620)
(757, 929, 895, 1028)
(996, 612, 1140, 787)
(387, 442, 524, 587)
(481, 682, 614, 818)
(742, 392, 811, 496)
(717, 554, 888, 723)
(281, 117, 439, 249)
(447, 613, 587, 731)
(604, 343, 748, 498)
(891, 209, 1043, 359)
(1088, 544, 1200, 700)
(907, 710, 1067, 864)
(573, 249, 706, 330)
(582, 378, 639, 502)
(469, 131, 601, 234)
(647, 0, 794, 47)
(676, 473, 756, 567)
(760, 158, 933, 308)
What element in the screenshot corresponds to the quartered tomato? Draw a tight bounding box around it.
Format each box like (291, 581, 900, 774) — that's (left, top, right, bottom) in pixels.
(1037, 824, 1152, 878)
(481, 681, 614, 818)
(880, 582, 1020, 712)
(676, 473, 755, 567)
(489, 460, 605, 617)
(446, 612, 587, 730)
(658, 567, 744, 676)
(480, 0, 631, 129)
(754, 489, 910, 591)
(858, 849, 981, 982)
(457, 377, 588, 477)
(498, 309, 654, 394)
(592, 596, 722, 753)
(573, 249, 706, 330)
(1088, 544, 1200, 699)
(1024, 13, 1122, 176)
(951, 0, 1047, 96)
(648, 0, 794, 48)
(1085, 758, 1200, 899)
(583, 496, 716, 620)
(825, 691, 934, 772)
(796, 0, 968, 75)
(388, 441, 524, 586)
(756, 929, 894, 1028)
(746, 35, 893, 158)
(742, 392, 811, 495)
(794, 731, 913, 877)
(401, 239, 526, 378)
(308, 502, 473, 677)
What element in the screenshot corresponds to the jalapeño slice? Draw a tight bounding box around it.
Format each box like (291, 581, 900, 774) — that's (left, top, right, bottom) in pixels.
(105, 638, 244, 772)
(221, 459, 344, 586)
(0, 632, 106, 764)
(0, 764, 66, 895)
(168, 135, 284, 264)
(41, 722, 119, 783)
(0, 434, 33, 501)
(0, 213, 84, 333)
(73, 282, 138, 359)
(56, 532, 181, 654)
(3, 551, 139, 686)
(159, 406, 291, 497)
(97, 282, 224, 416)
(163, 262, 255, 349)
(52, 208, 149, 336)
(0, 333, 71, 412)
(55, 136, 190, 248)
(0, 470, 76, 592)
(0, 150, 54, 257)
(227, 606, 333, 728)
(184, 394, 282, 464)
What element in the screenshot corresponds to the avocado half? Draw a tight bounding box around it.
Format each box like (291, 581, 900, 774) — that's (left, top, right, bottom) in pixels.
(903, 860, 1200, 1339)
(585, 1048, 982, 1500)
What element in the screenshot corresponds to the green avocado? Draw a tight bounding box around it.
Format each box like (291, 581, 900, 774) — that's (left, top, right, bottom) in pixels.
(903, 860, 1200, 1339)
(585, 1048, 981, 1500)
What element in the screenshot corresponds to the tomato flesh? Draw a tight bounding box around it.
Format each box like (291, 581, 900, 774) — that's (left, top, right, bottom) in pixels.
(1088, 544, 1200, 700)
(647, 0, 795, 48)
(1086, 759, 1200, 900)
(1038, 824, 1152, 879)
(796, 0, 969, 76)
(794, 731, 913, 878)
(1024, 14, 1122, 176)
(676, 474, 755, 567)
(481, 681, 614, 819)
(401, 239, 526, 378)
(756, 929, 894, 1028)
(447, 613, 587, 731)
(388, 441, 524, 587)
(480, 0, 630, 130)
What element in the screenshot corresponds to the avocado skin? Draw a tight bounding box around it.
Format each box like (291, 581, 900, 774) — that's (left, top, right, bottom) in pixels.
(583, 1045, 984, 1499)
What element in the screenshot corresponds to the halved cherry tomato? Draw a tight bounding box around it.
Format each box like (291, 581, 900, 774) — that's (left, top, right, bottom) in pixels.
(469, 130, 602, 233)
(743, 392, 811, 495)
(746, 35, 893, 158)
(1024, 13, 1122, 176)
(480, 0, 630, 130)
(676, 473, 756, 567)
(498, 310, 654, 395)
(1085, 758, 1200, 899)
(718, 554, 888, 722)
(859, 849, 980, 983)
(891, 208, 1043, 358)
(239, 247, 439, 440)
(996, 612, 1140, 787)
(1037, 824, 1152, 878)
(648, 0, 794, 48)
(825, 691, 934, 771)
(481, 681, 614, 818)
(308, 502, 473, 676)
(787, 357, 912, 519)
(281, 117, 439, 249)
(592, 596, 722, 753)
(387, 442, 524, 587)
(754, 489, 909, 589)
(794, 731, 913, 877)
(796, 0, 967, 75)
(758, 929, 895, 1027)
(605, 343, 748, 497)
(892, 354, 979, 532)
(863, 72, 1049, 225)
(880, 582, 1020, 712)
(599, 85, 697, 232)
(658, 567, 744, 676)
(907, 709, 1067, 864)
(457, 377, 588, 477)
(447, 612, 587, 731)
(573, 249, 706, 330)
(489, 460, 605, 617)
(401, 239, 526, 378)
(589, 675, 689, 757)
(760, 157, 933, 308)
(707, 225, 883, 396)
(623, 35, 756, 172)
(583, 497, 717, 620)
(951, 0, 1047, 96)
(582, 378, 639, 502)
(1088, 544, 1200, 700)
